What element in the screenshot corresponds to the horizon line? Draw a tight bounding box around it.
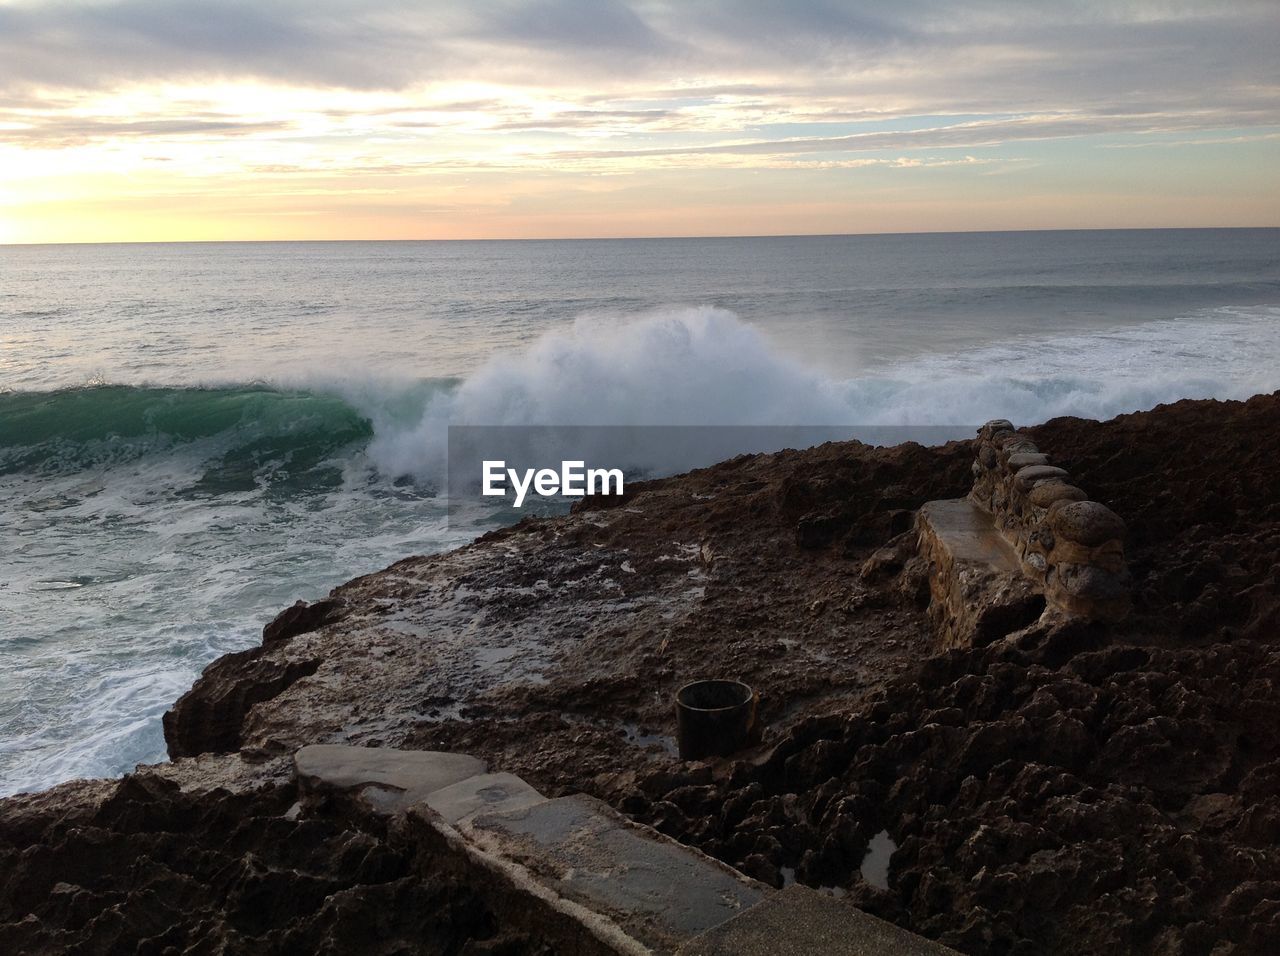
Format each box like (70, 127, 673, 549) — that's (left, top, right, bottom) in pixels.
(4, 224, 1279, 248)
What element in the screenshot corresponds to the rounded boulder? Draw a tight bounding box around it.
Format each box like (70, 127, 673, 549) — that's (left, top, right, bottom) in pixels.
(1028, 481, 1089, 508)
(1008, 452, 1050, 469)
(1049, 500, 1126, 546)
(1014, 464, 1069, 490)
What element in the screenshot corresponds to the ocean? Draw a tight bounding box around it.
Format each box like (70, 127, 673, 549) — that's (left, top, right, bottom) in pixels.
(2, 228, 1279, 796)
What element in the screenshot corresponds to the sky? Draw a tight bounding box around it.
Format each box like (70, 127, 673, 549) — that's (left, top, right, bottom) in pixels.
(0, 0, 1277, 243)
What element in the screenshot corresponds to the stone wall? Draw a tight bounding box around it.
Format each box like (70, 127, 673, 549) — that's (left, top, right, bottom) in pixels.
(969, 419, 1130, 621)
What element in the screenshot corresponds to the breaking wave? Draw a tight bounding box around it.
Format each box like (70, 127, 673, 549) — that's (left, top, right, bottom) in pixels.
(4, 304, 1278, 485)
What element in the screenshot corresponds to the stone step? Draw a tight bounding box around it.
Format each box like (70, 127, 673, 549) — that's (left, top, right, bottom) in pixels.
(295, 744, 959, 955)
(294, 742, 487, 814)
(920, 498, 1022, 571)
(462, 794, 768, 953)
(425, 770, 547, 824)
(916, 498, 1046, 649)
(677, 884, 959, 955)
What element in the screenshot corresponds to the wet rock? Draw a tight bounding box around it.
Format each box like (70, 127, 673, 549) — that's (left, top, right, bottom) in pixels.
(263, 597, 347, 645)
(163, 651, 321, 758)
(636, 635, 1280, 956)
(294, 744, 489, 816)
(0, 768, 510, 955)
(738, 853, 784, 888)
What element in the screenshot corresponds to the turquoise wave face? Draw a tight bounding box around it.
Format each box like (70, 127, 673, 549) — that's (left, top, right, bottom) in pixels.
(0, 385, 376, 493)
(0, 383, 471, 798)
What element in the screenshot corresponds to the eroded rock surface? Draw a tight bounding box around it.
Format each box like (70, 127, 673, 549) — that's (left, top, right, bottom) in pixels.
(162, 439, 973, 793)
(624, 626, 1280, 954)
(4, 394, 1280, 955)
(0, 763, 529, 955)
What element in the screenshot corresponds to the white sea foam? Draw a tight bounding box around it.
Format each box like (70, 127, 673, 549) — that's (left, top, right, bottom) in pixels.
(352, 304, 1280, 479)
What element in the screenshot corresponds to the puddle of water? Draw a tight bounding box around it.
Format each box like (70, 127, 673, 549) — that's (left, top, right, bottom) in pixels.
(621, 722, 677, 756)
(560, 714, 677, 755)
(860, 829, 897, 890)
(778, 864, 846, 896)
(474, 645, 517, 665)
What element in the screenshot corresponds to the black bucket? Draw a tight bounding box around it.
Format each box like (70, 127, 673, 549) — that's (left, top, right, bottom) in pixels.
(675, 679, 757, 760)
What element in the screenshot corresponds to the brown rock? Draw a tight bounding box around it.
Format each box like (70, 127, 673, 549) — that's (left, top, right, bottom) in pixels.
(1047, 562, 1131, 621)
(916, 500, 1045, 649)
(1014, 465, 1070, 490)
(1007, 452, 1050, 469)
(1028, 481, 1089, 508)
(1048, 500, 1126, 546)
(163, 650, 321, 758)
(263, 597, 347, 645)
(999, 434, 1036, 451)
(860, 530, 918, 580)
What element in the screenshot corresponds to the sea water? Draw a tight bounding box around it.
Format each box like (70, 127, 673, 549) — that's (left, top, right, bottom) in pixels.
(2, 229, 1279, 795)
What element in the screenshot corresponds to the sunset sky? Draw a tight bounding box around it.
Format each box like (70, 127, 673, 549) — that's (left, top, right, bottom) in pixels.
(1, 0, 1278, 243)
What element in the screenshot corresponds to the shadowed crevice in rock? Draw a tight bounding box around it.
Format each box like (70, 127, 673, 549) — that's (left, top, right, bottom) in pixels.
(163, 652, 322, 758)
(263, 597, 348, 646)
(163, 598, 349, 760)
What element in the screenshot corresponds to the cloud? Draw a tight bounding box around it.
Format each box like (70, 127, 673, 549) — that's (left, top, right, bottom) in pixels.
(0, 112, 292, 147)
(484, 108, 677, 132)
(475, 0, 673, 58)
(0, 1, 1273, 106)
(538, 110, 1280, 163)
(0, 0, 687, 93)
(1, 0, 1277, 168)
(0, 0, 452, 91)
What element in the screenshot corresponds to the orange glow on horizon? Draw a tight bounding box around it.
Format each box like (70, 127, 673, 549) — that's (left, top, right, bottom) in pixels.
(2, 3, 1278, 243)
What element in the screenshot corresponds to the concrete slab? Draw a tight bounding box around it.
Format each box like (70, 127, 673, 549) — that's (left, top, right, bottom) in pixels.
(294, 744, 486, 814)
(917, 499, 1044, 649)
(920, 499, 1021, 571)
(424, 772, 547, 824)
(464, 794, 768, 952)
(677, 885, 960, 955)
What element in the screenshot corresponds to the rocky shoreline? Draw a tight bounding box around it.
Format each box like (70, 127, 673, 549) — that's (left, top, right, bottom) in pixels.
(3, 394, 1279, 954)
